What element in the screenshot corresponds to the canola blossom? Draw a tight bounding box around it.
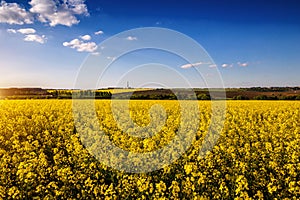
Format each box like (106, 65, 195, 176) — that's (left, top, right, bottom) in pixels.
(0, 100, 299, 199)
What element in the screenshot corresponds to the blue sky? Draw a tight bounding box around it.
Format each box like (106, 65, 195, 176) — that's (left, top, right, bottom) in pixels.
(0, 0, 299, 88)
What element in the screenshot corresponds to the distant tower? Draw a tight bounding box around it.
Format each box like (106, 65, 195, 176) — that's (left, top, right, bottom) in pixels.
(127, 81, 130, 88)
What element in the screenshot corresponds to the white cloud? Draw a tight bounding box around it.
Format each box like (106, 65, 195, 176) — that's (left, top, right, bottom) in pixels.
(209, 64, 217, 68)
(63, 38, 80, 46)
(126, 36, 137, 41)
(107, 56, 116, 61)
(218, 62, 249, 68)
(63, 38, 98, 53)
(180, 62, 210, 69)
(91, 52, 100, 56)
(7, 28, 45, 44)
(7, 28, 16, 33)
(17, 28, 36, 34)
(7, 28, 37, 34)
(24, 34, 46, 44)
(237, 62, 249, 67)
(80, 34, 91, 41)
(29, 0, 88, 27)
(0, 1, 33, 25)
(1, 0, 88, 27)
(221, 63, 233, 68)
(95, 30, 104, 35)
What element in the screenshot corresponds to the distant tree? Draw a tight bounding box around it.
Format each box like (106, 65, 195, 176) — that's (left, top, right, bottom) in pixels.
(95, 91, 112, 99)
(253, 95, 268, 100)
(197, 93, 211, 100)
(268, 96, 278, 100)
(280, 95, 296, 100)
(52, 90, 57, 98)
(232, 95, 249, 100)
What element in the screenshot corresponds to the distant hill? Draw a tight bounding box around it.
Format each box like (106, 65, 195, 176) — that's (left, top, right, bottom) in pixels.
(0, 87, 299, 100)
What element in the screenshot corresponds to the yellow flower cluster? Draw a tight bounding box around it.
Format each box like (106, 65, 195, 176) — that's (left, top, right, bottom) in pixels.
(0, 100, 299, 199)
